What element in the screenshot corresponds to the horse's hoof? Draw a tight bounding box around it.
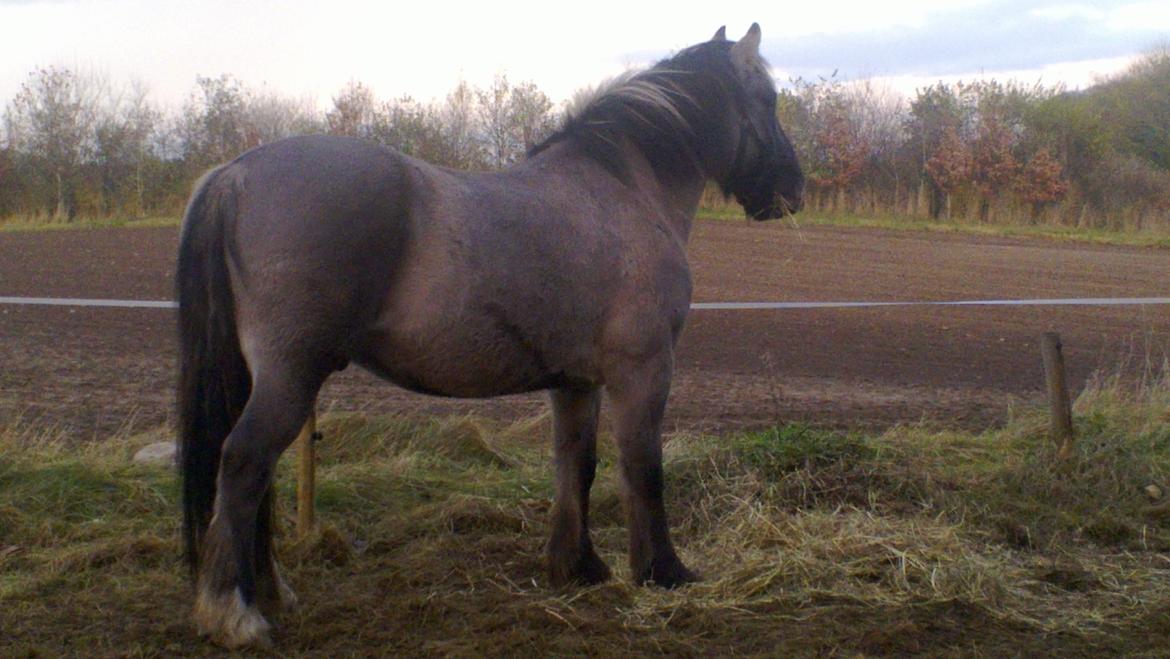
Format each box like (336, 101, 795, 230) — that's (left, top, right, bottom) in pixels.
(549, 548, 612, 587)
(253, 557, 300, 617)
(259, 569, 299, 616)
(193, 587, 273, 649)
(636, 556, 700, 589)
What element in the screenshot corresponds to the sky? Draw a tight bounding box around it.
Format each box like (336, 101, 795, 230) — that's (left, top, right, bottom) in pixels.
(1, 0, 1168, 112)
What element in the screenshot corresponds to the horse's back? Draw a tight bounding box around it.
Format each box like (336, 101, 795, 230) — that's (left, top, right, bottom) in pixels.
(229, 134, 413, 237)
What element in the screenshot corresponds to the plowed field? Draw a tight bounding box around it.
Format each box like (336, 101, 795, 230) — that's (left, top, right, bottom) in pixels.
(2, 220, 1167, 437)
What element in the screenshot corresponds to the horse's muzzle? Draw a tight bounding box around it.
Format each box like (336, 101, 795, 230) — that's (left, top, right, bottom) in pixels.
(745, 188, 803, 221)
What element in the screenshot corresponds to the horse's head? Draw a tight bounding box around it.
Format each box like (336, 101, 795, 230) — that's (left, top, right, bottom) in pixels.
(716, 24, 805, 220)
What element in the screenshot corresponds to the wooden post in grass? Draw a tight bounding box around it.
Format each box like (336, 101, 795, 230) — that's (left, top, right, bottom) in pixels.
(295, 408, 318, 538)
(1040, 332, 1074, 459)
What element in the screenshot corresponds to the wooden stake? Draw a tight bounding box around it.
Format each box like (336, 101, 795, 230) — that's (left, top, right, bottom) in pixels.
(295, 409, 317, 538)
(1040, 332, 1074, 459)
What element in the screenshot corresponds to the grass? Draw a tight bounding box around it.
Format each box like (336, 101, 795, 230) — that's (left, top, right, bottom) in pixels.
(4, 210, 1169, 251)
(3, 376, 1170, 656)
(697, 207, 1170, 249)
(0, 216, 180, 234)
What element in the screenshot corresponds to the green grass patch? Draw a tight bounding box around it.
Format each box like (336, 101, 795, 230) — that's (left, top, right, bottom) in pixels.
(730, 424, 876, 475)
(0, 216, 180, 234)
(697, 207, 1170, 249)
(3, 374, 1170, 655)
(4, 210, 1167, 250)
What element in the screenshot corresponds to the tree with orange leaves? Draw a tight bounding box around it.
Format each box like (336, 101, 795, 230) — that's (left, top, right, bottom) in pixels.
(925, 124, 970, 219)
(812, 97, 870, 210)
(1016, 148, 1068, 220)
(970, 115, 1019, 221)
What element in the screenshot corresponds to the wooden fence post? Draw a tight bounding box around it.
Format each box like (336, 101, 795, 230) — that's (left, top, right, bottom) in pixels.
(295, 408, 318, 538)
(1040, 332, 1074, 459)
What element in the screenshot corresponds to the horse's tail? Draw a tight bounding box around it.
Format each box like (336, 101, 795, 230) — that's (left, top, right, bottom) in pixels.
(176, 165, 252, 577)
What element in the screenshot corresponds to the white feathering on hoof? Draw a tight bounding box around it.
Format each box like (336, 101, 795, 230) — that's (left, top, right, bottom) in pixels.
(193, 587, 272, 649)
(274, 569, 299, 611)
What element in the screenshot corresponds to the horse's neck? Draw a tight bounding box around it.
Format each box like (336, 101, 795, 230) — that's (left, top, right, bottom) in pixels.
(624, 147, 707, 242)
(519, 140, 706, 243)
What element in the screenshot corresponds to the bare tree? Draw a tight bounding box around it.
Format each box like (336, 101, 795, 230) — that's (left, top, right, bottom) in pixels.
(509, 80, 555, 153)
(179, 74, 252, 170)
(373, 95, 436, 157)
(327, 81, 379, 139)
(440, 80, 484, 170)
(844, 80, 906, 211)
(4, 66, 101, 219)
(477, 74, 555, 168)
(94, 79, 159, 216)
(247, 89, 320, 145)
(477, 74, 516, 168)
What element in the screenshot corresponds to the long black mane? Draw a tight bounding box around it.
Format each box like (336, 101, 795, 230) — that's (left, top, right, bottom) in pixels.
(530, 41, 747, 183)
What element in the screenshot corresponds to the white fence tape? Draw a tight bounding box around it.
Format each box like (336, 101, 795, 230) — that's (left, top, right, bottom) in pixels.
(691, 297, 1170, 310)
(3, 296, 1170, 310)
(0, 296, 177, 308)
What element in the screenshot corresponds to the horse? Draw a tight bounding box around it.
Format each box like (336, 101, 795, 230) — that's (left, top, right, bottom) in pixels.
(177, 23, 803, 648)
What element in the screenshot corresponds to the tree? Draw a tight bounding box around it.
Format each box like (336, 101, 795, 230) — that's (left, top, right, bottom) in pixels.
(1015, 147, 1068, 220)
(813, 95, 870, 210)
(327, 81, 379, 139)
(0, 139, 16, 217)
(925, 124, 970, 219)
(438, 80, 485, 170)
(1025, 92, 1103, 179)
(246, 90, 320, 145)
(93, 81, 159, 216)
(509, 80, 555, 153)
(374, 95, 437, 156)
(778, 76, 872, 211)
(970, 115, 1019, 221)
(1097, 46, 1170, 170)
(476, 74, 555, 168)
(844, 81, 907, 212)
(3, 66, 99, 220)
(477, 75, 517, 168)
(180, 75, 252, 170)
(907, 83, 972, 218)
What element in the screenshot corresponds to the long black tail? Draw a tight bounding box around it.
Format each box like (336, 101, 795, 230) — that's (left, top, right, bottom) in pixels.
(176, 166, 252, 576)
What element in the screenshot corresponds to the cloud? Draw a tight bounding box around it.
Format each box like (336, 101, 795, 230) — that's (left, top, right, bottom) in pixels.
(759, 0, 1167, 81)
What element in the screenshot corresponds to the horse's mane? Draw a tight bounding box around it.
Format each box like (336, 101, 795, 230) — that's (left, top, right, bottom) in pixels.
(530, 40, 757, 182)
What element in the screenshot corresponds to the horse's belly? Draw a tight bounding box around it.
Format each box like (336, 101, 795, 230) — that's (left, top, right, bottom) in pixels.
(355, 237, 604, 397)
(352, 327, 587, 399)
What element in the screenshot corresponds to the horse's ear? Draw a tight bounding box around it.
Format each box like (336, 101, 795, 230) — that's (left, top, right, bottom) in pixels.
(731, 23, 762, 62)
(712, 26, 727, 41)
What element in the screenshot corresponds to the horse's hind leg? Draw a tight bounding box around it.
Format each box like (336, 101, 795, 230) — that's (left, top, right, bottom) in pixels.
(547, 385, 611, 586)
(254, 487, 297, 615)
(605, 351, 697, 587)
(193, 365, 320, 648)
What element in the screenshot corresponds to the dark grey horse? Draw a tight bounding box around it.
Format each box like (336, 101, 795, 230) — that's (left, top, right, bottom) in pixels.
(177, 24, 803, 647)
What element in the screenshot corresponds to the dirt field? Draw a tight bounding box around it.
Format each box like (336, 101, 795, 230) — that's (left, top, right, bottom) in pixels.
(2, 219, 1168, 437)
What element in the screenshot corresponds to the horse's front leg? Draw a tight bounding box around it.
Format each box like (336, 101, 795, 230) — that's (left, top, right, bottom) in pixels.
(605, 350, 698, 587)
(547, 385, 611, 586)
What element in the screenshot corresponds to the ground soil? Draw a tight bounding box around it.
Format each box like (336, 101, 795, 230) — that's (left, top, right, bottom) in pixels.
(2, 219, 1168, 438)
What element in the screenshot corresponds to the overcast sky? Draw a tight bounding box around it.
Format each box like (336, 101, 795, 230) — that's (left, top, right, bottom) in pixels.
(2, 0, 1167, 111)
